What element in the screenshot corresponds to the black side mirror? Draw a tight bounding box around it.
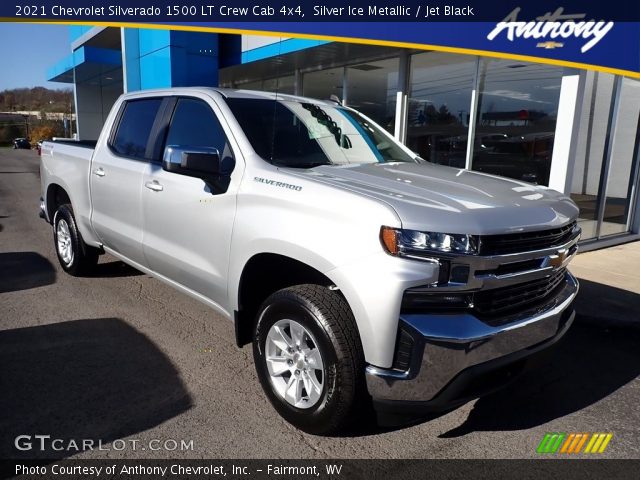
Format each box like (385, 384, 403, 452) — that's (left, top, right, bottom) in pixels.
(162, 146, 235, 194)
(162, 146, 234, 178)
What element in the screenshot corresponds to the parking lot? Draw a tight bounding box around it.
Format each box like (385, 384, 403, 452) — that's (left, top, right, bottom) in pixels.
(1, 147, 638, 459)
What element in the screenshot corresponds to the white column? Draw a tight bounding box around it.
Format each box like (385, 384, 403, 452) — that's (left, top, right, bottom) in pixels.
(549, 74, 581, 193)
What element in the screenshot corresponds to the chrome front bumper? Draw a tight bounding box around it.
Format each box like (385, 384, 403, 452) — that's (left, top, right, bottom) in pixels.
(366, 271, 578, 406)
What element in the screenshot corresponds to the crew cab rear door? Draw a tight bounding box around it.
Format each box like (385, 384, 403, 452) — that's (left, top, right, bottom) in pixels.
(90, 97, 163, 265)
(141, 94, 242, 309)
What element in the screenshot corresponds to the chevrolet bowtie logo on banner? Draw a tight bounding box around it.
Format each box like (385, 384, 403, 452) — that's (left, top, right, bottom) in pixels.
(536, 41, 564, 49)
(537, 433, 613, 454)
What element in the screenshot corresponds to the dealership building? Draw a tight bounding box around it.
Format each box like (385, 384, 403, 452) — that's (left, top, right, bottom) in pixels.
(48, 26, 640, 248)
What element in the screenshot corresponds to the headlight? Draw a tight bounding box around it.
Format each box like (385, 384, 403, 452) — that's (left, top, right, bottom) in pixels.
(380, 226, 478, 258)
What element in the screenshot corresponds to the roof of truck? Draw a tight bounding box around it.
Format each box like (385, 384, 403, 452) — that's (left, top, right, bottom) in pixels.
(121, 87, 339, 106)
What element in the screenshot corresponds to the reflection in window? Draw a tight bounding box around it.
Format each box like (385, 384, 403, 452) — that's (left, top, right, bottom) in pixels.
(602, 77, 640, 236)
(406, 52, 475, 167)
(569, 73, 615, 239)
(472, 60, 563, 186)
(303, 67, 344, 104)
(235, 76, 295, 94)
(346, 58, 399, 134)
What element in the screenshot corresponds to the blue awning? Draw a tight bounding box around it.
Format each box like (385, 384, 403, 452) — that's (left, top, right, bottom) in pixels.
(47, 46, 122, 84)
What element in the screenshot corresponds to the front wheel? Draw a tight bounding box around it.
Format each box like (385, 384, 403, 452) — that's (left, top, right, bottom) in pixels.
(53, 204, 99, 276)
(253, 284, 366, 434)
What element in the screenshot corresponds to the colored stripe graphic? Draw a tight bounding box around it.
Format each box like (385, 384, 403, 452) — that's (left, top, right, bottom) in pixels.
(574, 433, 589, 453)
(537, 433, 566, 453)
(598, 434, 613, 453)
(560, 434, 575, 453)
(550, 433, 566, 453)
(538, 433, 613, 454)
(537, 433, 553, 454)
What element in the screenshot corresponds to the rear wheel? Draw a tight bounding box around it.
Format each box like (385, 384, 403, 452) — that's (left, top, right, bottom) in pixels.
(253, 284, 366, 434)
(53, 204, 99, 276)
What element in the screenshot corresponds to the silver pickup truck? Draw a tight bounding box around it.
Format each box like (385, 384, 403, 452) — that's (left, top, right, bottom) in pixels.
(40, 88, 580, 434)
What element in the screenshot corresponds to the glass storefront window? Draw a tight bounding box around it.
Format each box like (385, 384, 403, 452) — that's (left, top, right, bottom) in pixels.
(346, 58, 399, 133)
(407, 52, 476, 168)
(472, 60, 563, 186)
(570, 73, 616, 239)
(601, 77, 640, 237)
(303, 67, 344, 103)
(234, 76, 295, 94)
(569, 73, 640, 240)
(261, 76, 295, 94)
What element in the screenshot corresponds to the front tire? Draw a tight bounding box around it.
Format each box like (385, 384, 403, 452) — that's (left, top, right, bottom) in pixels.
(53, 204, 99, 276)
(253, 284, 366, 434)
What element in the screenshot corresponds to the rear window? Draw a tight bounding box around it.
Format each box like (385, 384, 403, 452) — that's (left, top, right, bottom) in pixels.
(111, 98, 162, 159)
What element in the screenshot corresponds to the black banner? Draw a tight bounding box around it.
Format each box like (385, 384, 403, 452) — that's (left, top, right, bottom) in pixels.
(2, 459, 640, 480)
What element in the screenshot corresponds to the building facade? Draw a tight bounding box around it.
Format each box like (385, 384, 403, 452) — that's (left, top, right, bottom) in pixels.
(48, 26, 640, 248)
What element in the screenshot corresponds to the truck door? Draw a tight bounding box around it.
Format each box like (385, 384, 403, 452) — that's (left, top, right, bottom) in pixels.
(90, 98, 163, 266)
(141, 96, 241, 308)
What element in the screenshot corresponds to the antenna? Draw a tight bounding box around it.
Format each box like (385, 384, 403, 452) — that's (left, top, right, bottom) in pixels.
(329, 94, 342, 106)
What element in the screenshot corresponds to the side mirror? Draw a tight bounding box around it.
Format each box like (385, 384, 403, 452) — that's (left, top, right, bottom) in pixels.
(162, 146, 234, 179)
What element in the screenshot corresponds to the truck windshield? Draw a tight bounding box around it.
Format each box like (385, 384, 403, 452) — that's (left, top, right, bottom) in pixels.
(225, 98, 418, 168)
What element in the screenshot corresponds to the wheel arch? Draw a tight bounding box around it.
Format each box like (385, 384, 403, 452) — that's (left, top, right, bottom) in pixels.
(46, 183, 71, 224)
(234, 253, 335, 347)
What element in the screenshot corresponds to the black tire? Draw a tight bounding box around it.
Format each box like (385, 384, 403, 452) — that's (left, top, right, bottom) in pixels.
(52, 203, 99, 276)
(253, 284, 366, 434)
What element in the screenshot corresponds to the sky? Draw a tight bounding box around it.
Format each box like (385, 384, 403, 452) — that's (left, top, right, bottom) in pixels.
(0, 24, 71, 90)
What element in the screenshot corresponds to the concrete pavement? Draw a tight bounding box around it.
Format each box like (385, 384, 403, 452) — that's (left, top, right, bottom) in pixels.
(571, 241, 640, 328)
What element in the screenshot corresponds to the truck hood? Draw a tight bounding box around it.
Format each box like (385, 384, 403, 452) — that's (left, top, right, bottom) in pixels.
(290, 162, 578, 235)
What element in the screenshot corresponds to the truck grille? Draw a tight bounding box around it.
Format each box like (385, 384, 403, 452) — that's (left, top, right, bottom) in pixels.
(479, 222, 578, 256)
(473, 268, 567, 319)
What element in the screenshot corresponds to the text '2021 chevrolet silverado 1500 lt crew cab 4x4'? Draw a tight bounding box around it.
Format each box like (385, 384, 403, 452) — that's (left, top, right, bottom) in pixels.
(40, 88, 580, 434)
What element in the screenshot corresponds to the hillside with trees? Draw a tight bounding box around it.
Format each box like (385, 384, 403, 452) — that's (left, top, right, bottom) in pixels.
(0, 87, 72, 113)
(0, 87, 73, 145)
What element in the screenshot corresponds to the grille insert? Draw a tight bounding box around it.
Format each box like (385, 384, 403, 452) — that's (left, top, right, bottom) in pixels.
(473, 268, 567, 320)
(479, 222, 578, 256)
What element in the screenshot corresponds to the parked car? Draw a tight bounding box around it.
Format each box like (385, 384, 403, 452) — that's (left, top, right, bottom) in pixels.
(39, 88, 580, 433)
(13, 138, 31, 149)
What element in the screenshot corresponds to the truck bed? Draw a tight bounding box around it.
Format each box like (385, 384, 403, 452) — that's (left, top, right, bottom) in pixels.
(40, 139, 96, 240)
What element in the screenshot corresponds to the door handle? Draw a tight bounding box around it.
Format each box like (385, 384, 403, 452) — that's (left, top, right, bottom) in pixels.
(93, 167, 105, 177)
(145, 181, 164, 192)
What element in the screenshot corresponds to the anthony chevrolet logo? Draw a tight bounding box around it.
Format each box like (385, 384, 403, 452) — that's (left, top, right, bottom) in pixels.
(487, 7, 614, 53)
(537, 432, 613, 454)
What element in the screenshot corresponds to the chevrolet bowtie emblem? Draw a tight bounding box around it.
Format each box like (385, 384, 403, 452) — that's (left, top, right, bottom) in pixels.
(537, 41, 564, 49)
(549, 250, 568, 269)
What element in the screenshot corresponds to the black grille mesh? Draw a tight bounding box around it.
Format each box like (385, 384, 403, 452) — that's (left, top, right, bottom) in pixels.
(479, 222, 577, 255)
(473, 268, 567, 318)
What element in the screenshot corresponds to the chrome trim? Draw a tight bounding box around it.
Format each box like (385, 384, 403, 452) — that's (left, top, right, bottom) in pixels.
(366, 272, 578, 402)
(409, 231, 580, 292)
(38, 196, 47, 220)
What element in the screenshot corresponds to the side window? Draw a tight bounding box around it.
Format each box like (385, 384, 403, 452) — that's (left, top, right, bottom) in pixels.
(165, 98, 231, 157)
(111, 98, 162, 160)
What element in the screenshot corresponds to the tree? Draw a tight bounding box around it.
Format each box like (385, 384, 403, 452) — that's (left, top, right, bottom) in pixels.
(30, 124, 63, 143)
